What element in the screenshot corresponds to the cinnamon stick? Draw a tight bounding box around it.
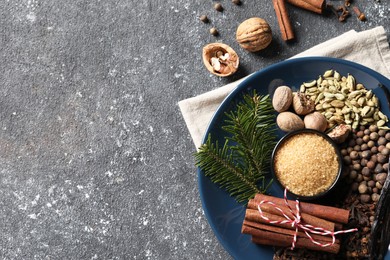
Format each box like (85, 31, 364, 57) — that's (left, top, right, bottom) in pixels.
(242, 224, 340, 254)
(248, 199, 335, 231)
(243, 220, 338, 244)
(254, 194, 350, 224)
(245, 208, 297, 230)
(286, 0, 326, 14)
(272, 0, 295, 41)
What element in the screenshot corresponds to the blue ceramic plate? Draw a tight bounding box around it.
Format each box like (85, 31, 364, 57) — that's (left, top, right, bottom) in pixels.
(198, 57, 390, 259)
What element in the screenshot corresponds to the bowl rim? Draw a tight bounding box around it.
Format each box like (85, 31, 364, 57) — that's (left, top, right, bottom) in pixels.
(271, 128, 344, 201)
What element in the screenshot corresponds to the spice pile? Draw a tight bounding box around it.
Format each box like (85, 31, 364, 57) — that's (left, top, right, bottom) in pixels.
(268, 71, 390, 258)
(340, 124, 389, 258)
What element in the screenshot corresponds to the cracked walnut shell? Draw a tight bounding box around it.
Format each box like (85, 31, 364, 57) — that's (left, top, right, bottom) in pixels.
(202, 43, 239, 77)
(236, 17, 272, 52)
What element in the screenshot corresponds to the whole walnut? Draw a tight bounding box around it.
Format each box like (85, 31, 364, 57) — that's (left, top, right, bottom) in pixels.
(236, 17, 272, 52)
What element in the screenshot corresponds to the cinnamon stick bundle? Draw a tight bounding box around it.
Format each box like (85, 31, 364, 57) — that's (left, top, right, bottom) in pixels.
(272, 0, 295, 41)
(286, 0, 326, 14)
(247, 199, 335, 231)
(254, 193, 350, 224)
(242, 193, 353, 254)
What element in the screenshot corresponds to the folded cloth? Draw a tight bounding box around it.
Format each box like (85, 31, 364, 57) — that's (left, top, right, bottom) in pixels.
(179, 26, 390, 149)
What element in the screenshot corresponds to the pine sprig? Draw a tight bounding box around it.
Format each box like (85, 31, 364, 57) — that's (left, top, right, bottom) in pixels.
(195, 92, 277, 203)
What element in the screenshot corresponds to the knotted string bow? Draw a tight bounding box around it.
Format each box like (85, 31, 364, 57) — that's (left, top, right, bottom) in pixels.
(257, 189, 358, 250)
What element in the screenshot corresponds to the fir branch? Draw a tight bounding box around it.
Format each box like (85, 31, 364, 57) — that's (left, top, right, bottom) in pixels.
(195, 137, 261, 203)
(194, 92, 277, 203)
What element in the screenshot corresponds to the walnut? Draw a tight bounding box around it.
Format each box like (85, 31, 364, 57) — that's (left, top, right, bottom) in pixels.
(236, 17, 272, 52)
(202, 43, 239, 77)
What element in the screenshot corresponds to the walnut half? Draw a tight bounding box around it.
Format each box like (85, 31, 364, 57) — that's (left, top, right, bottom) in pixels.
(202, 43, 239, 77)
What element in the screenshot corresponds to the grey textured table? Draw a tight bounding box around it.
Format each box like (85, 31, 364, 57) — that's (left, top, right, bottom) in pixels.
(0, 1, 389, 259)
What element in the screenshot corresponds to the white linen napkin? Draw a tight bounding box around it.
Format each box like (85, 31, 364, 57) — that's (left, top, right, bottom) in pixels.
(179, 26, 390, 149)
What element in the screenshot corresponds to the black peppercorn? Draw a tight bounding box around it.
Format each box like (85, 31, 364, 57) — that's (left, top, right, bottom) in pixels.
(362, 167, 371, 177)
(200, 15, 209, 23)
(353, 163, 361, 171)
(360, 194, 371, 203)
(362, 135, 370, 143)
(378, 129, 387, 137)
(356, 130, 364, 138)
(361, 150, 371, 159)
(367, 180, 375, 187)
(361, 158, 368, 167)
(360, 143, 369, 151)
(370, 132, 379, 141)
(214, 3, 223, 12)
(349, 170, 358, 179)
(377, 153, 387, 164)
(356, 137, 364, 145)
(350, 150, 359, 160)
(369, 125, 378, 132)
(367, 160, 375, 169)
(381, 147, 390, 156)
(374, 163, 383, 173)
(343, 155, 351, 164)
(209, 27, 219, 36)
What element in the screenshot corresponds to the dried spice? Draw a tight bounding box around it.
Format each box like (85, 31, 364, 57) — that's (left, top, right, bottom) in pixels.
(214, 3, 223, 12)
(199, 15, 209, 23)
(272, 0, 295, 41)
(300, 70, 388, 130)
(209, 27, 218, 36)
(286, 0, 326, 14)
(353, 6, 366, 21)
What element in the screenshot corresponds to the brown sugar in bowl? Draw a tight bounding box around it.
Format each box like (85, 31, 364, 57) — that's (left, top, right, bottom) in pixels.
(271, 129, 343, 200)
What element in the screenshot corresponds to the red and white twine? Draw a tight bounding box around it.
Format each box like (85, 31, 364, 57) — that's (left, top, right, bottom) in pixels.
(257, 189, 358, 250)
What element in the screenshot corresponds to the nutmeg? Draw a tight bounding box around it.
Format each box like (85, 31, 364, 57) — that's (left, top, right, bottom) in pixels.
(272, 86, 293, 112)
(328, 124, 351, 144)
(304, 112, 327, 132)
(292, 92, 315, 115)
(236, 17, 272, 52)
(276, 112, 304, 132)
